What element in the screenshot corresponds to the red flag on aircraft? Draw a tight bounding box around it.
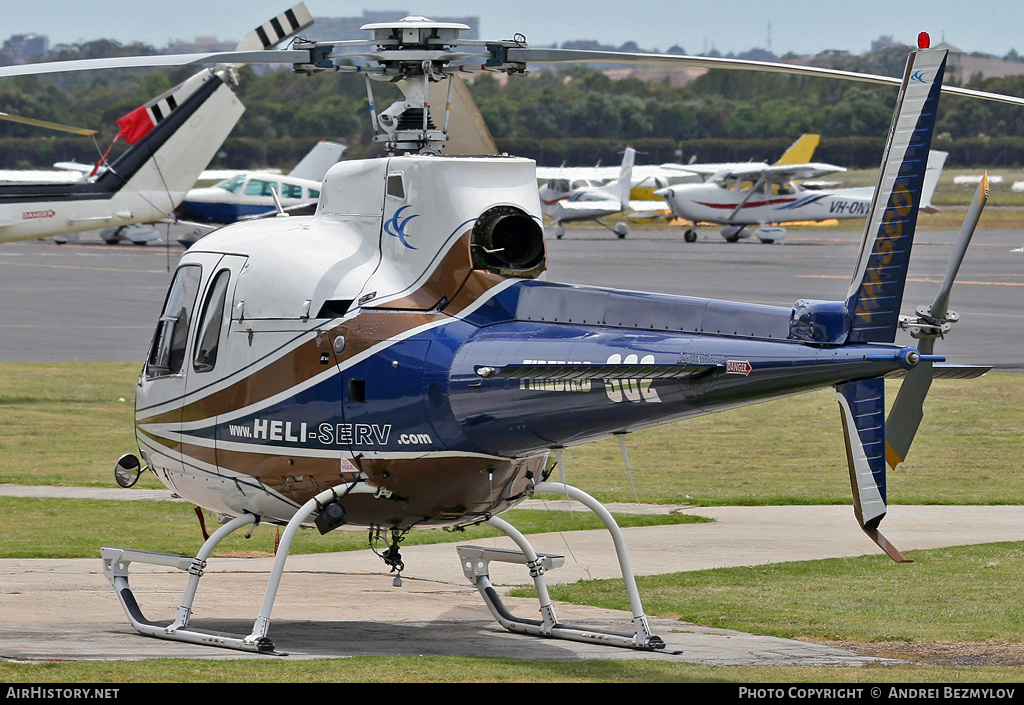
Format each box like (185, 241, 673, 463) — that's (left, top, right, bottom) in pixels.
(116, 105, 155, 145)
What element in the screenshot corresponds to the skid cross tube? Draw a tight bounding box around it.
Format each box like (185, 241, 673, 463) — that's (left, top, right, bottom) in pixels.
(458, 481, 665, 650)
(102, 513, 264, 651)
(102, 481, 375, 653)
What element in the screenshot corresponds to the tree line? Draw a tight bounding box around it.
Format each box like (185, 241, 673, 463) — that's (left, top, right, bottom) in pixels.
(1, 39, 1024, 170)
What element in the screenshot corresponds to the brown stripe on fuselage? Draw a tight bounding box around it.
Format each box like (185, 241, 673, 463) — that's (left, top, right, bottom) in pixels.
(214, 446, 363, 500)
(373, 230, 475, 311)
(136, 333, 338, 427)
(136, 426, 177, 453)
(337, 454, 547, 529)
(137, 230, 513, 428)
(179, 442, 544, 530)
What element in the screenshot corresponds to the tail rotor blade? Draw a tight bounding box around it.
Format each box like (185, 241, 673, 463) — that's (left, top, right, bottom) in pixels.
(884, 355, 934, 470)
(886, 175, 990, 468)
(930, 174, 989, 320)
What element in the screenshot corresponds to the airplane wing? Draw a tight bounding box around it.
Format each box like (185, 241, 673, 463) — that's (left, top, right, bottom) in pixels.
(662, 161, 845, 183)
(628, 200, 669, 212)
(0, 169, 85, 183)
(660, 161, 769, 178)
(536, 165, 620, 182)
(556, 201, 623, 215)
(762, 162, 847, 181)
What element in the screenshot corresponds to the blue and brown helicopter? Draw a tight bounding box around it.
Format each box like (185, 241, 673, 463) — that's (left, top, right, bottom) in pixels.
(9, 18, 1014, 653)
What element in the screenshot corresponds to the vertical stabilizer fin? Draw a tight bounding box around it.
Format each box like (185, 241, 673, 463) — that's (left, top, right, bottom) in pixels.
(774, 133, 820, 165)
(921, 149, 948, 209)
(845, 47, 948, 343)
(614, 146, 636, 210)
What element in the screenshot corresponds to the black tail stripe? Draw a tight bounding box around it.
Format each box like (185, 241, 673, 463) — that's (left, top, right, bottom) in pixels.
(270, 18, 286, 42)
(256, 26, 271, 50)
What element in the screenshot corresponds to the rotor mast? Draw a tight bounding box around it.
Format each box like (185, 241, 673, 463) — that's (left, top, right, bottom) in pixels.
(358, 17, 471, 154)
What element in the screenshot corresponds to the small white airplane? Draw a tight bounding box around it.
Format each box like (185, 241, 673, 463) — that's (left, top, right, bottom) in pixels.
(175, 140, 346, 228)
(538, 146, 667, 238)
(0, 3, 314, 247)
(536, 134, 822, 201)
(655, 150, 948, 243)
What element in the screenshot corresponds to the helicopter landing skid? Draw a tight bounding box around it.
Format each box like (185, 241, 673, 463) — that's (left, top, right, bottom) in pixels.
(102, 481, 379, 654)
(101, 513, 279, 653)
(457, 481, 667, 652)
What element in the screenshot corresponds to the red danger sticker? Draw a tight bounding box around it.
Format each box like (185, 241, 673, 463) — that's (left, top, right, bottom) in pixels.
(22, 209, 56, 220)
(726, 360, 752, 375)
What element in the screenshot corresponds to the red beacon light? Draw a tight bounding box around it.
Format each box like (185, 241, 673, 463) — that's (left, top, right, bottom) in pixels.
(918, 32, 931, 49)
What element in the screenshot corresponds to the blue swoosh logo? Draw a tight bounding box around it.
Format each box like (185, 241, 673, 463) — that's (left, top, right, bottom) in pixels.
(384, 205, 419, 249)
(911, 70, 927, 83)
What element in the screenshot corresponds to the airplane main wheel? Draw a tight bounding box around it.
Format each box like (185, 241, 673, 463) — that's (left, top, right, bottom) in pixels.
(614, 222, 629, 239)
(683, 229, 697, 243)
(554, 224, 565, 239)
(723, 233, 740, 243)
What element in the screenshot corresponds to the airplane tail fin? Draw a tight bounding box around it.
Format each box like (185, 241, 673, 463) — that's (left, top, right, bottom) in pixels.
(920, 149, 948, 211)
(844, 45, 948, 344)
(96, 5, 317, 220)
(615, 146, 636, 209)
(288, 140, 347, 182)
(774, 133, 820, 165)
(98, 70, 245, 218)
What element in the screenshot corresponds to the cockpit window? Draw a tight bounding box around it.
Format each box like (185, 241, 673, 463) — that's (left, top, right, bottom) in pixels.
(193, 269, 230, 373)
(215, 174, 246, 194)
(244, 179, 280, 197)
(147, 265, 202, 378)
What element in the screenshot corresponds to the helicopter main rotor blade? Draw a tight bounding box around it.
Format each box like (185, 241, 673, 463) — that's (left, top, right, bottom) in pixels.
(0, 111, 96, 135)
(506, 47, 1024, 108)
(0, 50, 312, 79)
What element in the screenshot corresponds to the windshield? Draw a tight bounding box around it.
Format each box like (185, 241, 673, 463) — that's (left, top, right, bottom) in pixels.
(215, 174, 246, 194)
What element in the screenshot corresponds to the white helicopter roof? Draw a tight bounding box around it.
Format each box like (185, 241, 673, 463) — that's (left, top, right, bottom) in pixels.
(189, 154, 542, 320)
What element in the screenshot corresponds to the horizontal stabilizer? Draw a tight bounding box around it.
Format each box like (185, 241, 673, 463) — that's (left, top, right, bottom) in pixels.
(475, 362, 719, 381)
(886, 364, 991, 380)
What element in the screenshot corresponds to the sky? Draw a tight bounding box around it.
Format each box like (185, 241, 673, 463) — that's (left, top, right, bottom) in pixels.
(2, 0, 1022, 58)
